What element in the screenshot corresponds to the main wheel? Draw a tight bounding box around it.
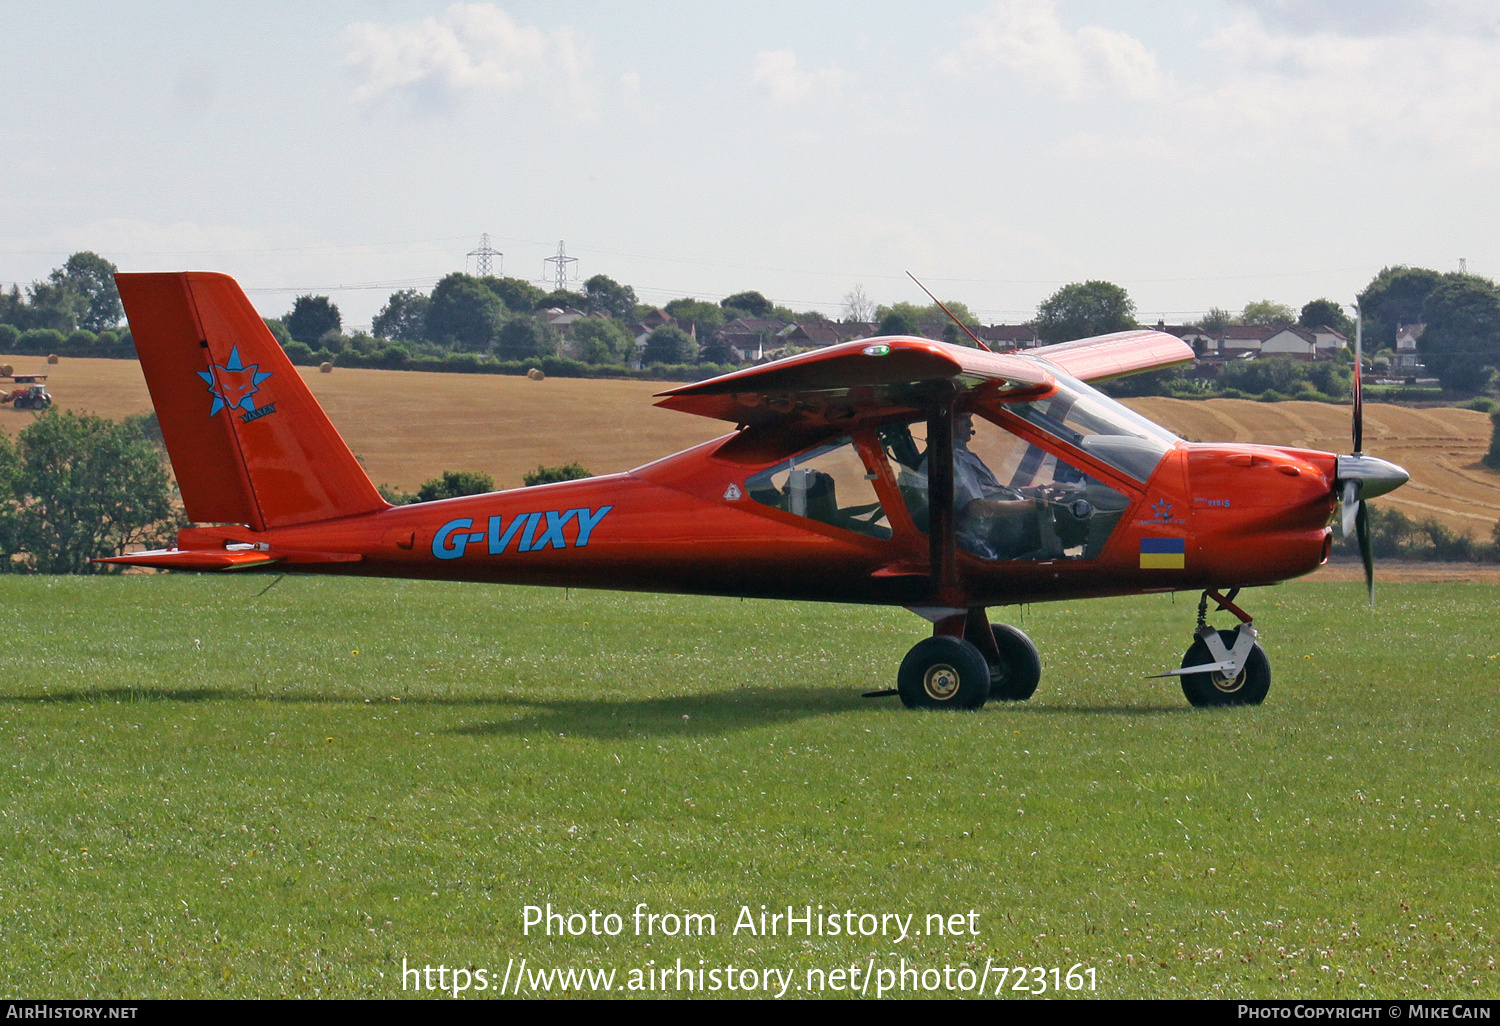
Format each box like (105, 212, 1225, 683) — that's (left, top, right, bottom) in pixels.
(1179, 629, 1270, 707)
(986, 624, 1041, 701)
(897, 636, 990, 710)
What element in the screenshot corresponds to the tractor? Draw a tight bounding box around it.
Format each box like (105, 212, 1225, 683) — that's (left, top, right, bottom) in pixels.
(4, 384, 53, 410)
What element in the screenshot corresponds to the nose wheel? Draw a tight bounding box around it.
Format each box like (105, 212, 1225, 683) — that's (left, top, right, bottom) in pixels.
(1154, 589, 1272, 707)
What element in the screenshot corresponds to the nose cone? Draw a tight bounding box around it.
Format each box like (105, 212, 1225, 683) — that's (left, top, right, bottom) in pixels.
(1336, 454, 1410, 501)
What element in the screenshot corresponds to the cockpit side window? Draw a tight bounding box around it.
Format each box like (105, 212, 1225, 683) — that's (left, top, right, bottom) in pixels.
(880, 414, 1131, 562)
(746, 435, 891, 540)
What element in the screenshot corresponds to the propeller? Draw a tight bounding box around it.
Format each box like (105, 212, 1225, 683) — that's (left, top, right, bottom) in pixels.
(1333, 305, 1408, 605)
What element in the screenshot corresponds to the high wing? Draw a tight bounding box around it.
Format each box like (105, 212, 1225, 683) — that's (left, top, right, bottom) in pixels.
(1028, 329, 1194, 382)
(654, 335, 1048, 426)
(654, 330, 1192, 425)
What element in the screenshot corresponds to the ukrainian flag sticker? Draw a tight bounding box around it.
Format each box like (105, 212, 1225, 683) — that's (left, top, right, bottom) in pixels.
(1139, 537, 1186, 569)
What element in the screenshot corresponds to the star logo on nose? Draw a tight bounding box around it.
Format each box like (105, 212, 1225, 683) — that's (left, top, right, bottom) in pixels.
(198, 346, 272, 417)
(1151, 499, 1173, 520)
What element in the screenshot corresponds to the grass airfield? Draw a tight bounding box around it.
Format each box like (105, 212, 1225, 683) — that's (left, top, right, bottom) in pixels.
(1, 574, 1497, 999)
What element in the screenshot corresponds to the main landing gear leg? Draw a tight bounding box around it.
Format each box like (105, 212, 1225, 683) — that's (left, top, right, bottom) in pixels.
(1153, 589, 1271, 707)
(869, 608, 1043, 710)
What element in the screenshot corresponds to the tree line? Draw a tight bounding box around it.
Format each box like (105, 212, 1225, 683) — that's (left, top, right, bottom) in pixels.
(8, 251, 1500, 398)
(0, 252, 134, 355)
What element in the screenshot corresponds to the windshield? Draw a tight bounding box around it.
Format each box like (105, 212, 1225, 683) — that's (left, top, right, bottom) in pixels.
(1003, 367, 1179, 482)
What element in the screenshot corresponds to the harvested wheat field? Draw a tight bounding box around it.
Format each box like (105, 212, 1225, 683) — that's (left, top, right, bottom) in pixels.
(7, 356, 1499, 537)
(0, 355, 724, 491)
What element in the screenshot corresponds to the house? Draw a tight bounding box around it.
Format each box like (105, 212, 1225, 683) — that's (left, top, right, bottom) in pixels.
(1196, 323, 1345, 361)
(1206, 324, 1278, 359)
(1260, 326, 1323, 359)
(541, 307, 587, 332)
(976, 325, 1041, 350)
(1395, 324, 1425, 368)
(1151, 321, 1215, 351)
(777, 321, 877, 348)
(717, 317, 788, 362)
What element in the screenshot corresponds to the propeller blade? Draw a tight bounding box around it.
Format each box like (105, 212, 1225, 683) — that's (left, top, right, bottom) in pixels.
(1353, 302, 1364, 453)
(1356, 499, 1374, 607)
(1352, 360, 1363, 453)
(1340, 479, 1359, 537)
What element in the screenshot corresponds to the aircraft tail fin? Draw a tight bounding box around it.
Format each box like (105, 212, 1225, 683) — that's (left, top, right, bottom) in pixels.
(117, 272, 388, 530)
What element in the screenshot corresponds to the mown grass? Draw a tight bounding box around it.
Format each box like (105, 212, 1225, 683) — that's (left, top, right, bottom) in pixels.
(0, 574, 1496, 999)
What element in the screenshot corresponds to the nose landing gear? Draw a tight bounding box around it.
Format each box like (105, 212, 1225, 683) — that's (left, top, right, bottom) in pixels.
(1154, 589, 1271, 707)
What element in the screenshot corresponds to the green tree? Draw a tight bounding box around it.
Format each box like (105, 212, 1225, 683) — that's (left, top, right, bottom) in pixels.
(1358, 266, 1446, 349)
(1217, 355, 1312, 396)
(878, 308, 918, 336)
(523, 462, 592, 487)
(583, 274, 638, 319)
(1197, 307, 1233, 332)
(1240, 300, 1295, 326)
(541, 289, 588, 310)
(0, 285, 22, 327)
(642, 325, 696, 364)
(495, 317, 558, 361)
(663, 298, 725, 340)
(413, 470, 495, 503)
(571, 316, 633, 364)
(1417, 275, 1500, 392)
(372, 289, 430, 341)
(285, 295, 342, 345)
(720, 291, 773, 318)
(263, 318, 292, 346)
(1035, 281, 1137, 343)
(0, 411, 176, 573)
(427, 274, 508, 349)
(698, 337, 739, 364)
(52, 252, 123, 332)
(1299, 298, 1353, 337)
(1484, 410, 1500, 471)
(21, 279, 85, 333)
(482, 276, 546, 315)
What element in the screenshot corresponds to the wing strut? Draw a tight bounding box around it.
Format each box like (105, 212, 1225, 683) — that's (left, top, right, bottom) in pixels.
(927, 383, 959, 602)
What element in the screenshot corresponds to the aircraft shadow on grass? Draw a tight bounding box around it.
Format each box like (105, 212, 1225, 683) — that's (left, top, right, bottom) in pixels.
(2, 687, 1190, 736)
(5, 687, 229, 704)
(451, 687, 867, 740)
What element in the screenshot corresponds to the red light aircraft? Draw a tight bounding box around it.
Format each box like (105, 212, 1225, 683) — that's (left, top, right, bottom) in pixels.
(104, 272, 1408, 710)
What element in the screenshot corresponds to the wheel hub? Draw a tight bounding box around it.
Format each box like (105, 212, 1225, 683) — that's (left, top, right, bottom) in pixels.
(1211, 668, 1247, 693)
(923, 663, 961, 701)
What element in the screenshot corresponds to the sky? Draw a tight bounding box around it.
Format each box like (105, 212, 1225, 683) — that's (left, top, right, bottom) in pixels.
(2, 0, 1497, 330)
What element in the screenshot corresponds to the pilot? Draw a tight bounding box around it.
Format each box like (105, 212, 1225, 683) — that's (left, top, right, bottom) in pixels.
(951, 412, 1012, 508)
(921, 412, 1038, 559)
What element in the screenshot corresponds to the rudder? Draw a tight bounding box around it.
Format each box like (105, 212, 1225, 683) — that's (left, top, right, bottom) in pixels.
(117, 272, 387, 530)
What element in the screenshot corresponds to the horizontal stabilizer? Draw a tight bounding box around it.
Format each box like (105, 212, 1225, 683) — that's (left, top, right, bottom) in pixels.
(96, 547, 364, 571)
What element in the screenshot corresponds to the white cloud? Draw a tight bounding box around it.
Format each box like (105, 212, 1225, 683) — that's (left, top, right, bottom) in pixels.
(938, 0, 1500, 164)
(1191, 13, 1500, 159)
(750, 50, 851, 106)
(938, 0, 1165, 100)
(344, 3, 593, 116)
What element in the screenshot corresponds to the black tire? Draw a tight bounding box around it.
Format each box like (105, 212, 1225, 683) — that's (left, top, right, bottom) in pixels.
(1179, 629, 1270, 708)
(986, 623, 1041, 701)
(897, 636, 990, 710)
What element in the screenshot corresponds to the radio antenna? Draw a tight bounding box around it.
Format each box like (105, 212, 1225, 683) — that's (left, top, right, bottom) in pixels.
(906, 271, 995, 352)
